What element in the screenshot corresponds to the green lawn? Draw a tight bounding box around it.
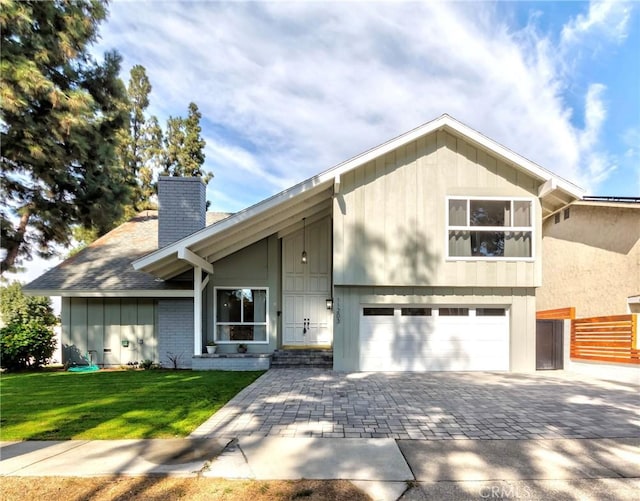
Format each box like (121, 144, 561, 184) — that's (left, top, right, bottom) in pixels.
(0, 369, 264, 441)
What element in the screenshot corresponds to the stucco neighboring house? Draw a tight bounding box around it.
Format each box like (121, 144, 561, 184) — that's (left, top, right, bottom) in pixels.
(25, 114, 585, 372)
(537, 197, 640, 317)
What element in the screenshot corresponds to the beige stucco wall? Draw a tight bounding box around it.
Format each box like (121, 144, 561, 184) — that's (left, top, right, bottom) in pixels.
(537, 204, 640, 317)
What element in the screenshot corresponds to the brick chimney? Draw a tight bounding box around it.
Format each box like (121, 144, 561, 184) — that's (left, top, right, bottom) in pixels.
(158, 176, 206, 248)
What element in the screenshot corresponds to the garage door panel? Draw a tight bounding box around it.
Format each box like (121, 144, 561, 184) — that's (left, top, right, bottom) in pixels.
(360, 306, 509, 372)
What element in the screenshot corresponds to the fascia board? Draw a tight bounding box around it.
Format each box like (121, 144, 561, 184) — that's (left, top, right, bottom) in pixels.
(573, 201, 640, 209)
(23, 289, 194, 298)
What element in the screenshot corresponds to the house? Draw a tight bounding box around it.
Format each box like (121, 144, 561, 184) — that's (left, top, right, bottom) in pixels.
(536, 197, 640, 317)
(26, 114, 585, 372)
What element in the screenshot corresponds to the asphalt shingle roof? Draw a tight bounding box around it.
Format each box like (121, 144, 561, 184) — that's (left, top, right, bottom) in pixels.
(25, 211, 230, 293)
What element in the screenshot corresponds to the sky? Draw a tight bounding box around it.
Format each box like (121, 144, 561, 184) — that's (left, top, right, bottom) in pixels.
(8, 0, 640, 286)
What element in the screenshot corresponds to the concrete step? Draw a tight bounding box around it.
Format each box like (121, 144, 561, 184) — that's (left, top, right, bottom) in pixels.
(271, 349, 333, 368)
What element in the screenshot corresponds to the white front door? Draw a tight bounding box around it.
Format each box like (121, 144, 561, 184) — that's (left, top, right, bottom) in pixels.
(282, 217, 332, 346)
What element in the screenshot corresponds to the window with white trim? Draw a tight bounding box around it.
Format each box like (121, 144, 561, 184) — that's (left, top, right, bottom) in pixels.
(448, 198, 533, 259)
(215, 288, 268, 343)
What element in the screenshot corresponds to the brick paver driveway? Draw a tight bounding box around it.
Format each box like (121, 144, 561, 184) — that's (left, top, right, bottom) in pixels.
(192, 369, 640, 439)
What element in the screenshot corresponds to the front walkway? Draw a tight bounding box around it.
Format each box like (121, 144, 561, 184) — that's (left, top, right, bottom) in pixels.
(191, 369, 640, 439)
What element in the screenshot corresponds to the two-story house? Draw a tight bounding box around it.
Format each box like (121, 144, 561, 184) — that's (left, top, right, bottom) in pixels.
(26, 114, 583, 371)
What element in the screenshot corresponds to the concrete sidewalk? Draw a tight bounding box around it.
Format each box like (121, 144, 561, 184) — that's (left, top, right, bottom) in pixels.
(1, 437, 639, 501)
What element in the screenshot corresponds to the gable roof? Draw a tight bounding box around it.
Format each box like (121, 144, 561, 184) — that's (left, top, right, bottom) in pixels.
(134, 114, 584, 280)
(24, 211, 230, 296)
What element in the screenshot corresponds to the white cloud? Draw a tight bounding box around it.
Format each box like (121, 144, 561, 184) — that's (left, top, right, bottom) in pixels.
(561, 0, 631, 46)
(577, 84, 617, 187)
(13, 0, 638, 287)
(89, 0, 635, 207)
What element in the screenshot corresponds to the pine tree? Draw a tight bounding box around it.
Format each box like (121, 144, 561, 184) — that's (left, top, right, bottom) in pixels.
(162, 103, 212, 182)
(117, 64, 162, 209)
(0, 0, 129, 274)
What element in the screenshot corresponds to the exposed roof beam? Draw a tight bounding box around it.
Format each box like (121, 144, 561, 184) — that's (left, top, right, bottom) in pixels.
(538, 178, 557, 198)
(133, 181, 332, 272)
(277, 208, 332, 239)
(190, 187, 333, 256)
(206, 201, 332, 263)
(177, 248, 213, 274)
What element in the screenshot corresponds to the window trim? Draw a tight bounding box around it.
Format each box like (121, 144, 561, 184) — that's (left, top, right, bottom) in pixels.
(213, 286, 269, 344)
(446, 196, 535, 261)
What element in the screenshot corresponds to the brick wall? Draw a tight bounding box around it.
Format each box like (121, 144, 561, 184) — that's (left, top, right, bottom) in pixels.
(157, 298, 194, 369)
(192, 355, 271, 371)
(158, 176, 206, 248)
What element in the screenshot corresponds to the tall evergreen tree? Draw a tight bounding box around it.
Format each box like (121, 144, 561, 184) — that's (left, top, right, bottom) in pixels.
(120, 64, 151, 178)
(162, 103, 212, 182)
(117, 64, 163, 209)
(0, 0, 129, 274)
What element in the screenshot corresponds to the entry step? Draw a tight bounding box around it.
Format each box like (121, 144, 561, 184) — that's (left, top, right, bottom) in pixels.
(271, 349, 333, 369)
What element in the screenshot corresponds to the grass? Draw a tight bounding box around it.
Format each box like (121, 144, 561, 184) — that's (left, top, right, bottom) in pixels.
(0, 477, 372, 501)
(0, 369, 264, 440)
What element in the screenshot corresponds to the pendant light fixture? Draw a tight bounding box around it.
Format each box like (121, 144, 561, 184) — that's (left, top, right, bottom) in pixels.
(301, 217, 308, 264)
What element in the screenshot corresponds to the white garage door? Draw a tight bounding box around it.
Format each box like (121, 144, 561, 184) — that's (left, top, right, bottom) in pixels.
(359, 306, 509, 371)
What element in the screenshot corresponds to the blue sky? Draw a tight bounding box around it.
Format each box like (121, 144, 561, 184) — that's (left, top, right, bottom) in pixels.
(9, 0, 640, 286)
(92, 0, 639, 214)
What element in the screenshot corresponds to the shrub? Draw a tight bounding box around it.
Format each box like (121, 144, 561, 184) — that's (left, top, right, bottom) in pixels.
(140, 359, 154, 370)
(0, 282, 57, 326)
(0, 321, 56, 371)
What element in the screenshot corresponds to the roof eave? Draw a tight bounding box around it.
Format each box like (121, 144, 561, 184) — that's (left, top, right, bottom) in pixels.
(133, 177, 334, 275)
(23, 288, 194, 298)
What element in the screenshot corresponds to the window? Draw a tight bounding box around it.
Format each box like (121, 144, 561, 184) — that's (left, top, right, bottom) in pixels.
(476, 308, 506, 316)
(363, 307, 394, 316)
(563, 207, 570, 220)
(401, 307, 432, 316)
(215, 288, 268, 343)
(554, 213, 560, 224)
(448, 198, 533, 259)
(439, 307, 469, 316)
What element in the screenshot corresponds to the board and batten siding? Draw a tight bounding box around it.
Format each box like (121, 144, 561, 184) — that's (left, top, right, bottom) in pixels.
(62, 297, 157, 366)
(333, 130, 543, 288)
(333, 286, 536, 372)
(205, 234, 281, 354)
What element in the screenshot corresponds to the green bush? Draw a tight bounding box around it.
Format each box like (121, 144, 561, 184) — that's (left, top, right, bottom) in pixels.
(0, 282, 57, 326)
(0, 322, 56, 371)
(140, 359, 154, 370)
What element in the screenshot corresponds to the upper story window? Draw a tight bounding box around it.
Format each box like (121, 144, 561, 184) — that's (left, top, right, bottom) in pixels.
(447, 197, 533, 259)
(215, 288, 268, 343)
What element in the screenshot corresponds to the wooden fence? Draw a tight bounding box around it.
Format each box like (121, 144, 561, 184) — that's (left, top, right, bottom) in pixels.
(571, 314, 639, 365)
(536, 307, 575, 320)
